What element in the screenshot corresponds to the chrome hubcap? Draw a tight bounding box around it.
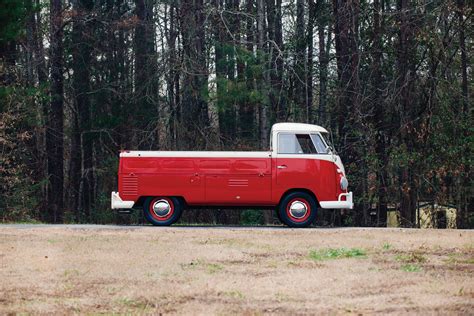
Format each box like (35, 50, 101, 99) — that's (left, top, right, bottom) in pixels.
(152, 199, 171, 217)
(289, 201, 307, 219)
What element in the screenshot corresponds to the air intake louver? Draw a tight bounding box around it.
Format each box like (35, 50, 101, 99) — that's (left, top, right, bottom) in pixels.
(228, 179, 249, 187)
(122, 174, 138, 196)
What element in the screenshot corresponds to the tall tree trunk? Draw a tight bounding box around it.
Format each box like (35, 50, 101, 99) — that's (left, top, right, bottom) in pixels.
(36, 0, 49, 212)
(47, 0, 64, 223)
(69, 4, 82, 221)
(317, 0, 329, 125)
(234, 0, 246, 146)
(333, 0, 349, 142)
(180, 0, 210, 148)
(266, 0, 284, 121)
(306, 0, 317, 123)
(71, 0, 94, 221)
(166, 2, 179, 150)
(69, 113, 81, 220)
(274, 0, 284, 120)
(456, 0, 469, 228)
(294, 0, 306, 121)
(226, 0, 238, 143)
(257, 0, 268, 149)
(25, 0, 48, 213)
(235, 0, 245, 84)
(25, 0, 35, 87)
(214, 0, 228, 144)
(457, 0, 468, 112)
(372, 0, 388, 226)
(333, 0, 360, 160)
(396, 0, 416, 227)
(134, 0, 159, 148)
(266, 0, 276, 123)
(333, 0, 360, 224)
(239, 0, 256, 141)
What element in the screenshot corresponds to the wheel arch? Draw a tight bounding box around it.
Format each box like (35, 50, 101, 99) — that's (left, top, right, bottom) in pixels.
(134, 196, 187, 209)
(278, 188, 320, 208)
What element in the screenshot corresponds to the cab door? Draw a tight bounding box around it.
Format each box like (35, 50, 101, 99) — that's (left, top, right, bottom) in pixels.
(275, 133, 318, 188)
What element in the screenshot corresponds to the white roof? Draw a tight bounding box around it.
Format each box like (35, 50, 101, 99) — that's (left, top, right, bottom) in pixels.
(271, 122, 328, 133)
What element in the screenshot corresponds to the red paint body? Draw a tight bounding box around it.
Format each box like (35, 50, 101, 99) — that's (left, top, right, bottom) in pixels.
(118, 156, 343, 207)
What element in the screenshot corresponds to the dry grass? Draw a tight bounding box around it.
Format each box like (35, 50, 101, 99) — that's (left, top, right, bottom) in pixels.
(1, 226, 473, 314)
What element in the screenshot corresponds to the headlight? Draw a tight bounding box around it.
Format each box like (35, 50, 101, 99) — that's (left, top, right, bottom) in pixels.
(340, 177, 348, 190)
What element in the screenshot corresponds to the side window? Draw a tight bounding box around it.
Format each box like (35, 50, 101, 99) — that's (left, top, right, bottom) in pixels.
(296, 134, 317, 154)
(311, 134, 328, 154)
(278, 134, 300, 154)
(278, 133, 317, 154)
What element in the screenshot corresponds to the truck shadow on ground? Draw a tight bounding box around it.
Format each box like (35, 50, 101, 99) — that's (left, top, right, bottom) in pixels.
(114, 223, 346, 229)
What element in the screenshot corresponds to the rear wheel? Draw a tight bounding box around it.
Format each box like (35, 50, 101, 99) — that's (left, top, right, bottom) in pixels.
(143, 196, 183, 226)
(278, 192, 317, 228)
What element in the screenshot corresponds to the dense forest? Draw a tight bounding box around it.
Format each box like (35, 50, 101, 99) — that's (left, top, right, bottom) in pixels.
(0, 0, 472, 227)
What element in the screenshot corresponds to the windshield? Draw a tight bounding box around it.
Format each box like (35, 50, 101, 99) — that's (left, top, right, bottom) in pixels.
(319, 132, 334, 154)
(310, 134, 328, 154)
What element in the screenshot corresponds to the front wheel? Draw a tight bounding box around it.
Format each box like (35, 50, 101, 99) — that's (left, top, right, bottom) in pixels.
(143, 196, 183, 226)
(278, 192, 317, 228)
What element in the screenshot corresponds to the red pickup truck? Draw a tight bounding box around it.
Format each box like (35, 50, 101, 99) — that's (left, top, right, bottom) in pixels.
(111, 123, 353, 227)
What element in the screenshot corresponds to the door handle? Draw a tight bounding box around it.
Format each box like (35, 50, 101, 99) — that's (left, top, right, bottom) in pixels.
(277, 165, 287, 169)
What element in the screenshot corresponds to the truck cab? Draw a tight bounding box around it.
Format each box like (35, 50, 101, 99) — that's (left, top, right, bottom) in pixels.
(270, 123, 352, 209)
(111, 122, 353, 227)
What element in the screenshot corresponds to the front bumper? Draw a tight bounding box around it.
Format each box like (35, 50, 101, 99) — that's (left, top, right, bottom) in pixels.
(319, 192, 353, 209)
(111, 191, 135, 209)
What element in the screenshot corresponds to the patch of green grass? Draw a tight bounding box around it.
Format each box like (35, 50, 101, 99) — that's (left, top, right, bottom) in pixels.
(117, 297, 153, 310)
(309, 248, 366, 261)
(459, 257, 474, 264)
(223, 290, 245, 299)
(63, 269, 80, 278)
(368, 267, 382, 272)
(275, 292, 291, 302)
(180, 260, 224, 274)
(266, 261, 278, 268)
(401, 264, 422, 272)
(62, 281, 75, 292)
(206, 263, 224, 274)
(395, 252, 427, 263)
(196, 238, 255, 249)
(463, 243, 474, 251)
(444, 254, 474, 265)
(180, 259, 202, 270)
(382, 243, 392, 250)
